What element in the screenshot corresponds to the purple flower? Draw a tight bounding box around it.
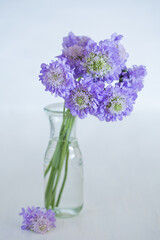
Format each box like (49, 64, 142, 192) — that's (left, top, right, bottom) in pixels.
(39, 32, 147, 122)
(33, 218, 52, 234)
(118, 65, 147, 92)
(39, 59, 75, 98)
(81, 33, 128, 82)
(65, 78, 104, 119)
(63, 45, 84, 74)
(59, 32, 92, 78)
(62, 31, 91, 48)
(96, 85, 136, 122)
(19, 207, 56, 234)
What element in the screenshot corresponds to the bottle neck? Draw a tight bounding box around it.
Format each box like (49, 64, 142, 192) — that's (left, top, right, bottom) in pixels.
(48, 112, 77, 140)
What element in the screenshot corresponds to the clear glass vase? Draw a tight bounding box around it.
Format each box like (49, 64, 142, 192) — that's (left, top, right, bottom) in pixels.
(44, 103, 83, 218)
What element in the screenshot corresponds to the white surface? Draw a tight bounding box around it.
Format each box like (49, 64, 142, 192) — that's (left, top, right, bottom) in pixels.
(1, 0, 160, 239)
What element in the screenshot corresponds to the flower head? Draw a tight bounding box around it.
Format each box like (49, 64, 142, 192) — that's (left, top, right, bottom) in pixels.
(39, 59, 75, 98)
(65, 78, 104, 119)
(82, 48, 112, 79)
(19, 207, 56, 234)
(59, 32, 92, 78)
(33, 217, 52, 234)
(118, 65, 147, 92)
(63, 45, 84, 68)
(81, 34, 128, 82)
(96, 85, 136, 122)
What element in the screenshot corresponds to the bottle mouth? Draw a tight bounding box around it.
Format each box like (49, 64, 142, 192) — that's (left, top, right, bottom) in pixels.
(44, 102, 64, 114)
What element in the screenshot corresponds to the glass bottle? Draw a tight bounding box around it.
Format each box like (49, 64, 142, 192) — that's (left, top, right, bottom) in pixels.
(44, 103, 83, 218)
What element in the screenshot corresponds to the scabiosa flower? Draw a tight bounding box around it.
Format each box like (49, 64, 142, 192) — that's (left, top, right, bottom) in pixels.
(81, 34, 127, 82)
(118, 65, 147, 92)
(33, 218, 52, 234)
(59, 32, 92, 78)
(96, 85, 136, 122)
(39, 59, 75, 98)
(39, 32, 147, 122)
(63, 45, 84, 68)
(65, 78, 104, 119)
(19, 207, 56, 234)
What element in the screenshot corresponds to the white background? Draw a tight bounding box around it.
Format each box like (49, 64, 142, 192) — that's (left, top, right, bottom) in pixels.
(0, 0, 160, 239)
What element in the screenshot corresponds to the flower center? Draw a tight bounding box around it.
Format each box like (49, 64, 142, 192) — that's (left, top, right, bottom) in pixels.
(107, 97, 125, 114)
(39, 224, 47, 232)
(76, 96, 85, 106)
(113, 103, 123, 112)
(73, 89, 90, 110)
(48, 68, 64, 87)
(92, 57, 107, 71)
(85, 53, 111, 77)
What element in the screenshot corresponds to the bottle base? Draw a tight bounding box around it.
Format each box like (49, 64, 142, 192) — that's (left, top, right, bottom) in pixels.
(54, 205, 83, 218)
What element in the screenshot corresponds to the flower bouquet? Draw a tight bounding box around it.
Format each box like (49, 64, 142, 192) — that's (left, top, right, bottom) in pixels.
(39, 32, 147, 217)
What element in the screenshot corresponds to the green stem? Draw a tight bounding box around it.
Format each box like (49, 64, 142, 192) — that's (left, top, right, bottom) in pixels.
(56, 146, 69, 207)
(44, 106, 75, 209)
(45, 167, 57, 209)
(50, 115, 75, 208)
(44, 142, 61, 177)
(50, 141, 68, 205)
(44, 107, 67, 177)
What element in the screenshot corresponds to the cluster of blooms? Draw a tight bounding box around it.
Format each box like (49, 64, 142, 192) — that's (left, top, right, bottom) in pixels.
(19, 207, 56, 234)
(39, 32, 147, 121)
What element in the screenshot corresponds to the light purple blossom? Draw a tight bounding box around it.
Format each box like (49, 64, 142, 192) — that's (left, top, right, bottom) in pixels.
(81, 34, 128, 82)
(39, 59, 75, 98)
(62, 45, 84, 75)
(96, 85, 137, 122)
(118, 65, 147, 92)
(19, 207, 56, 234)
(103, 33, 129, 65)
(65, 78, 104, 119)
(59, 32, 91, 78)
(39, 32, 147, 122)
